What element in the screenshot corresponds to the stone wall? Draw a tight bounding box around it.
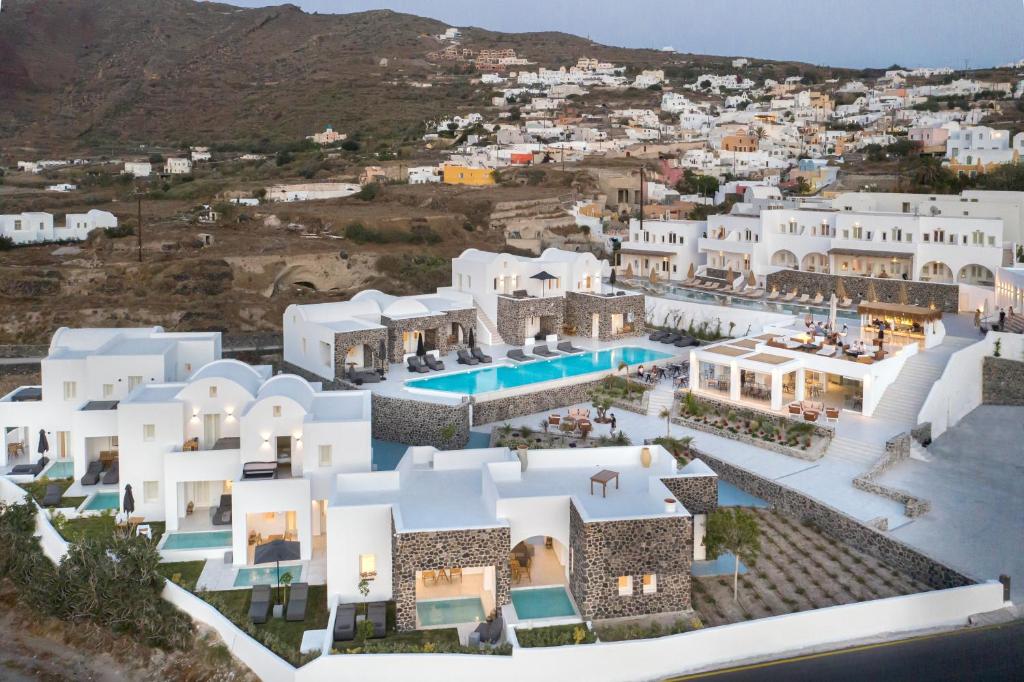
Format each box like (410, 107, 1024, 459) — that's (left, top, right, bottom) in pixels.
(765, 270, 960, 312)
(852, 432, 931, 519)
(381, 307, 475, 363)
(661, 474, 718, 515)
(472, 376, 608, 425)
(564, 291, 646, 340)
(982, 356, 1024, 405)
(372, 393, 471, 449)
(702, 267, 732, 282)
(696, 451, 976, 590)
(568, 502, 691, 621)
(391, 520, 511, 631)
(333, 328, 388, 378)
(496, 296, 565, 346)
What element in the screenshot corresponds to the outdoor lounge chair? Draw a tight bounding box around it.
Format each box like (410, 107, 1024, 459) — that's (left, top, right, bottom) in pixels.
(40, 483, 62, 507)
(507, 349, 531, 362)
(367, 601, 387, 638)
(767, 290, 780, 300)
(473, 615, 504, 646)
(471, 346, 493, 363)
(249, 584, 272, 625)
(782, 291, 797, 302)
(532, 344, 558, 358)
(347, 368, 380, 384)
(11, 456, 49, 477)
(811, 293, 824, 305)
(839, 297, 853, 308)
(424, 354, 445, 371)
(333, 604, 357, 642)
(457, 349, 479, 365)
(285, 582, 309, 622)
(825, 407, 840, 423)
(797, 294, 810, 303)
(557, 341, 584, 353)
(406, 356, 429, 373)
(649, 330, 670, 342)
(673, 335, 698, 347)
(242, 461, 277, 480)
(212, 494, 232, 525)
(80, 460, 102, 485)
(102, 461, 119, 485)
(660, 333, 681, 345)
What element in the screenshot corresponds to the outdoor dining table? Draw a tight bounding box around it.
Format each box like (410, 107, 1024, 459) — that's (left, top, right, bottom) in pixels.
(590, 469, 620, 498)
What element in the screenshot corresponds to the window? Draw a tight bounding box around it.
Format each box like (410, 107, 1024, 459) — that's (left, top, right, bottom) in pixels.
(63, 381, 76, 401)
(13, 220, 22, 231)
(184, 363, 192, 373)
(102, 384, 113, 399)
(209, 385, 218, 398)
(319, 341, 331, 365)
(319, 444, 332, 467)
(617, 576, 633, 596)
(642, 574, 658, 594)
(143, 481, 159, 503)
(360, 554, 377, 579)
(128, 375, 143, 390)
(273, 405, 282, 418)
(143, 424, 155, 441)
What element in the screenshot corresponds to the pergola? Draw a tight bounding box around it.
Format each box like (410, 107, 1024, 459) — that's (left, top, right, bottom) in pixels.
(857, 302, 944, 348)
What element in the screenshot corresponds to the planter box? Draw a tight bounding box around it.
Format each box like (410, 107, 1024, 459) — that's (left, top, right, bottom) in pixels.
(672, 415, 825, 462)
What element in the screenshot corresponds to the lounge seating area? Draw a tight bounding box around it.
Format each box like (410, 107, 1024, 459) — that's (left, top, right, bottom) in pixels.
(212, 494, 232, 525)
(471, 347, 492, 363)
(242, 461, 278, 480)
(80, 458, 120, 486)
(332, 601, 387, 643)
(10, 455, 49, 477)
(648, 330, 698, 348)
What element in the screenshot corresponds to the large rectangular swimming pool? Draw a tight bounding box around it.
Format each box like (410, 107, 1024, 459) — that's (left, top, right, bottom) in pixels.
(406, 346, 672, 395)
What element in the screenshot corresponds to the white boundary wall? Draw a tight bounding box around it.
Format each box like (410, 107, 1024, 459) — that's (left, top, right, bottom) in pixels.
(643, 293, 796, 338)
(918, 331, 1024, 438)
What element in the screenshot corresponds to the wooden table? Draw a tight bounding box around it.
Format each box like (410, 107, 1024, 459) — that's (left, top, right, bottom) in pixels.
(590, 469, 620, 497)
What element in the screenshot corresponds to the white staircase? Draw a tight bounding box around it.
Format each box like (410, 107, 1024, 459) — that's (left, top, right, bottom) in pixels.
(473, 298, 504, 346)
(647, 383, 676, 417)
(825, 434, 886, 467)
(871, 337, 974, 426)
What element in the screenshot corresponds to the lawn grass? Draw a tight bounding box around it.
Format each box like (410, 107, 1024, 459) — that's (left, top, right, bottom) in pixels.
(18, 476, 82, 508)
(199, 585, 330, 665)
(59, 516, 166, 545)
(157, 561, 207, 592)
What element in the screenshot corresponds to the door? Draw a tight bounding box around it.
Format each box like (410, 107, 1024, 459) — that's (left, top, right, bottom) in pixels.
(693, 514, 707, 561)
(276, 436, 292, 463)
(591, 313, 600, 338)
(56, 431, 71, 460)
(202, 414, 221, 450)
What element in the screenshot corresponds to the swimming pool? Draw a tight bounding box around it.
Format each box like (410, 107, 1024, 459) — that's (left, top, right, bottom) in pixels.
(416, 597, 486, 626)
(45, 461, 74, 478)
(622, 282, 860, 321)
(510, 586, 577, 620)
(407, 346, 672, 395)
(163, 530, 233, 550)
(234, 565, 303, 587)
(82, 491, 120, 511)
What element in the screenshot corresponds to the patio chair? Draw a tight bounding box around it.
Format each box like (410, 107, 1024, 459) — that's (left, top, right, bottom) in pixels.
(367, 601, 387, 638)
(457, 349, 480, 365)
(212, 494, 232, 525)
(507, 348, 532, 362)
(11, 456, 49, 477)
(471, 346, 493, 363)
(333, 603, 357, 642)
(803, 410, 819, 422)
(421, 570, 438, 586)
(249, 584, 272, 625)
(407, 356, 430, 373)
(424, 354, 445, 371)
(474, 615, 504, 646)
(448, 567, 463, 583)
(285, 582, 309, 622)
(79, 460, 102, 485)
(101, 461, 119, 485)
(816, 344, 837, 357)
(548, 414, 560, 426)
(788, 403, 802, 416)
(745, 288, 765, 298)
(40, 483, 63, 507)
(825, 407, 840, 423)
(532, 344, 557, 358)
(556, 341, 584, 354)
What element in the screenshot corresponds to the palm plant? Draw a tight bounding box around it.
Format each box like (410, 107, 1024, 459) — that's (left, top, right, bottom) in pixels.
(659, 406, 673, 437)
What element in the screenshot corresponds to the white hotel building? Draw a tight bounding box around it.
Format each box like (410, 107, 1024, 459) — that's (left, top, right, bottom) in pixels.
(618, 218, 705, 281)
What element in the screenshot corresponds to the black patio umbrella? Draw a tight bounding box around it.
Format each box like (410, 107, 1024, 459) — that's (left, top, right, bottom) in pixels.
(253, 539, 301, 597)
(37, 429, 49, 456)
(468, 327, 475, 348)
(123, 484, 135, 515)
(531, 270, 557, 297)
(378, 339, 387, 371)
(415, 332, 425, 357)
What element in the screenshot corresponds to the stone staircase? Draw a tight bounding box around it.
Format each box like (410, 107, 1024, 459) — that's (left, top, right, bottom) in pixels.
(473, 299, 504, 346)
(646, 383, 676, 417)
(825, 434, 886, 467)
(871, 336, 974, 426)
(1002, 314, 1024, 334)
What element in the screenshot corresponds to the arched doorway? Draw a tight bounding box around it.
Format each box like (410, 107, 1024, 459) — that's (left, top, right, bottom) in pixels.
(957, 264, 994, 286)
(770, 249, 798, 269)
(920, 261, 954, 283)
(801, 252, 829, 273)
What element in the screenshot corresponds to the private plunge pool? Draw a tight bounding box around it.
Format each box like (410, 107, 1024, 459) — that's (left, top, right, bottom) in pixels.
(416, 597, 486, 627)
(406, 346, 672, 395)
(81, 491, 120, 512)
(162, 530, 233, 551)
(510, 586, 578, 620)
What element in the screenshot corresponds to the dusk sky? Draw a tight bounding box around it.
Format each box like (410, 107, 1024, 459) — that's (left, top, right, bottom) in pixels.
(224, 0, 1024, 69)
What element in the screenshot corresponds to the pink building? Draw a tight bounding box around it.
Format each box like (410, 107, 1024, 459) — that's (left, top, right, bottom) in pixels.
(909, 126, 949, 152)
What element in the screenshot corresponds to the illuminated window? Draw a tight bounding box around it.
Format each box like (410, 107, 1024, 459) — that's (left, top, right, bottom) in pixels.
(209, 385, 218, 398)
(643, 574, 658, 594)
(618, 575, 633, 596)
(360, 554, 377, 579)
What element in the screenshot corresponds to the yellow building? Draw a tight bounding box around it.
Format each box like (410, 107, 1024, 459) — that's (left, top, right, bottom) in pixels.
(442, 164, 496, 186)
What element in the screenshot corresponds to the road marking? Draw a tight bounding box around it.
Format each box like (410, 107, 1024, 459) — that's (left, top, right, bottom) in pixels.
(665, 623, 1010, 680)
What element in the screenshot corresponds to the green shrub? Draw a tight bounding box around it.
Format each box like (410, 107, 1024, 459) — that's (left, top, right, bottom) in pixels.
(0, 235, 15, 250)
(515, 623, 596, 648)
(104, 225, 135, 239)
(597, 618, 697, 642)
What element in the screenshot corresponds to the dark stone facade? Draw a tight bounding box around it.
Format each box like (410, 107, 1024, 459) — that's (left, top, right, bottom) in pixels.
(472, 376, 609, 425)
(660, 474, 718, 515)
(391, 520, 511, 631)
(852, 432, 931, 519)
(696, 450, 976, 590)
(372, 393, 471, 449)
(333, 327, 388, 377)
(563, 291, 646, 341)
(568, 502, 691, 620)
(765, 270, 960, 313)
(982, 356, 1024, 405)
(496, 295, 565, 346)
(381, 307, 476, 363)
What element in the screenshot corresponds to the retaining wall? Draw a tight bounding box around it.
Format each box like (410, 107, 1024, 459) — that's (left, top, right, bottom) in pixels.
(982, 356, 1024, 405)
(472, 376, 608, 425)
(764, 270, 960, 312)
(852, 432, 931, 519)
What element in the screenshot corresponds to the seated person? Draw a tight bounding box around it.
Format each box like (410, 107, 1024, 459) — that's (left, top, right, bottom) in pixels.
(636, 364, 645, 378)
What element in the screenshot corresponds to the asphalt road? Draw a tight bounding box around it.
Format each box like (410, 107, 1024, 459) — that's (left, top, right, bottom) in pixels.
(667, 621, 1024, 681)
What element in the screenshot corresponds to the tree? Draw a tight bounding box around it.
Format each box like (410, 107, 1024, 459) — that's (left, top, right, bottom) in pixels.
(340, 139, 360, 152)
(659, 406, 673, 437)
(704, 508, 761, 601)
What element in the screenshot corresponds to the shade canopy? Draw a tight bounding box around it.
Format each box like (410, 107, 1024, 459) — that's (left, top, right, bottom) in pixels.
(468, 327, 476, 348)
(857, 301, 942, 322)
(123, 484, 135, 515)
(530, 271, 557, 281)
(253, 539, 301, 565)
(415, 333, 425, 357)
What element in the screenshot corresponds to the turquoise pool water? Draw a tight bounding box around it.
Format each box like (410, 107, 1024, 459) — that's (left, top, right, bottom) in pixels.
(234, 565, 303, 587)
(692, 552, 748, 577)
(416, 597, 486, 626)
(83, 491, 119, 511)
(407, 346, 672, 395)
(718, 480, 769, 508)
(511, 586, 577, 620)
(163, 530, 233, 550)
(45, 461, 74, 478)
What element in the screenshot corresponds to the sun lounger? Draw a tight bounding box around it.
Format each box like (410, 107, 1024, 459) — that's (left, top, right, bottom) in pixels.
(705, 282, 721, 290)
(471, 347, 492, 363)
(532, 345, 558, 358)
(816, 344, 837, 357)
(797, 294, 810, 303)
(102, 461, 119, 485)
(507, 349, 532, 362)
(212, 494, 232, 525)
(333, 603, 357, 642)
(839, 297, 853, 307)
(80, 460, 102, 485)
(242, 461, 277, 480)
(781, 292, 796, 301)
(673, 335, 698, 347)
(811, 294, 824, 305)
(767, 290, 780, 300)
(347, 367, 380, 384)
(407, 356, 429, 373)
(649, 330, 670, 342)
(11, 456, 49, 477)
(473, 616, 504, 646)
(743, 288, 765, 298)
(367, 601, 387, 638)
(457, 349, 479, 365)
(249, 584, 272, 625)
(285, 582, 309, 622)
(40, 483, 62, 507)
(557, 341, 584, 353)
(660, 333, 681, 345)
(424, 354, 445, 371)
